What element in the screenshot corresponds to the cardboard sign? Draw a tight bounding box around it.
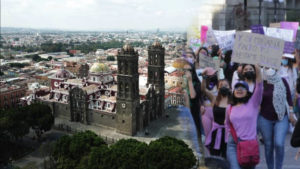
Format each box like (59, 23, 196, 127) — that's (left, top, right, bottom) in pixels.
(251, 24, 264, 34)
(213, 30, 236, 52)
(201, 26, 208, 42)
(295, 30, 300, 50)
(269, 22, 281, 28)
(280, 22, 299, 40)
(199, 53, 220, 70)
(232, 32, 285, 69)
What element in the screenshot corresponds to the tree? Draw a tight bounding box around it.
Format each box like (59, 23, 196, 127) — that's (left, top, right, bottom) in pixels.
(103, 139, 148, 169)
(52, 131, 107, 169)
(147, 136, 196, 169)
(106, 56, 115, 61)
(26, 103, 54, 140)
(0, 108, 30, 141)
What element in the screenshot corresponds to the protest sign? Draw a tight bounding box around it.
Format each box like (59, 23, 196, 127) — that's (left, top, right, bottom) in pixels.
(199, 53, 220, 70)
(295, 30, 300, 50)
(201, 26, 208, 42)
(269, 22, 281, 28)
(264, 27, 294, 42)
(232, 32, 285, 69)
(280, 22, 299, 40)
(189, 38, 201, 52)
(284, 41, 295, 54)
(251, 24, 264, 34)
(213, 30, 236, 52)
(206, 29, 218, 46)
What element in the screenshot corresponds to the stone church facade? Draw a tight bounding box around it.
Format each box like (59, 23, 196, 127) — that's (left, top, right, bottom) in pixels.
(38, 43, 165, 136)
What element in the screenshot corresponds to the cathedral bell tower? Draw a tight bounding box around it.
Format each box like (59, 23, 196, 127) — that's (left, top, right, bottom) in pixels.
(147, 41, 165, 118)
(116, 44, 140, 136)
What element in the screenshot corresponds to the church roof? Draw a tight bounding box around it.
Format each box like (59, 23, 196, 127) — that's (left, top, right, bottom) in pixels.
(90, 63, 110, 73)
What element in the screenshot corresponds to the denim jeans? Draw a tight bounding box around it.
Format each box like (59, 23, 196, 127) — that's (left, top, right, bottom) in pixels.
(257, 114, 289, 169)
(227, 134, 256, 169)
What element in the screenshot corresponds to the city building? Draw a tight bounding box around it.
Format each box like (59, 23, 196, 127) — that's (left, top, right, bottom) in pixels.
(38, 43, 166, 136)
(0, 84, 27, 109)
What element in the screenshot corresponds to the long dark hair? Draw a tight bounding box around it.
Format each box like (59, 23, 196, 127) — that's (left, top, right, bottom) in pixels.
(240, 64, 256, 81)
(231, 91, 252, 106)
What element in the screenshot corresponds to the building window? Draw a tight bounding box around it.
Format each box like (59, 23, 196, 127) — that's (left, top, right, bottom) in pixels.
(93, 77, 96, 82)
(107, 103, 111, 109)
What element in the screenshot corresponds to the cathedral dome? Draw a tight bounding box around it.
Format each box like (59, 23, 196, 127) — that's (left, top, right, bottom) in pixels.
(90, 63, 109, 73)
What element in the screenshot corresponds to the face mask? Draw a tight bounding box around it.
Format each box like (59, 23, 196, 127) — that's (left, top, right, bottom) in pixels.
(208, 49, 212, 54)
(281, 59, 288, 66)
(243, 71, 255, 80)
(265, 68, 276, 77)
(219, 87, 230, 96)
(186, 58, 194, 65)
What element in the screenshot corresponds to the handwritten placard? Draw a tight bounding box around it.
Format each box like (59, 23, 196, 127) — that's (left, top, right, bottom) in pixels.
(251, 24, 264, 34)
(232, 32, 285, 69)
(199, 53, 220, 70)
(213, 30, 236, 52)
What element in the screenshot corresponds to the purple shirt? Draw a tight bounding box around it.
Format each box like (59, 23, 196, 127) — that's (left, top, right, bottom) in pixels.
(260, 78, 293, 121)
(226, 82, 263, 140)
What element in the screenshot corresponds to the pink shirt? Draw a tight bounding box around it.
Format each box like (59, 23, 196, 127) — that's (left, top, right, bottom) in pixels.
(226, 82, 263, 140)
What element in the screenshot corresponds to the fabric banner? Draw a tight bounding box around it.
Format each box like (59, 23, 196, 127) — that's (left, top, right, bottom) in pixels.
(232, 32, 285, 69)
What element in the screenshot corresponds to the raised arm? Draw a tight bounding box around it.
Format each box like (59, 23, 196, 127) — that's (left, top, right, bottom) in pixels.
(255, 64, 262, 83)
(201, 71, 216, 104)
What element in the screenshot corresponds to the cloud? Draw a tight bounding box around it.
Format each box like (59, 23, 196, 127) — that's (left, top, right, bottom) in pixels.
(2, 0, 202, 31)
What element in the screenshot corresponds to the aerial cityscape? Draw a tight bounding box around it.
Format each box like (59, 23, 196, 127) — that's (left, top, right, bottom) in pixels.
(1, 0, 300, 169)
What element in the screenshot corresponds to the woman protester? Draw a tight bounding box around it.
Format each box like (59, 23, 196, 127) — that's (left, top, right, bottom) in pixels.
(202, 68, 231, 158)
(183, 50, 204, 136)
(258, 67, 297, 169)
(226, 64, 263, 169)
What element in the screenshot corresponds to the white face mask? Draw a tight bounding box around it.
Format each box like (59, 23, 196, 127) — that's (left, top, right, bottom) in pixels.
(265, 68, 276, 77)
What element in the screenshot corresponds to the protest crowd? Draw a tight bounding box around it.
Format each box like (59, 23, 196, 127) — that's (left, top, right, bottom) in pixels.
(178, 22, 300, 169)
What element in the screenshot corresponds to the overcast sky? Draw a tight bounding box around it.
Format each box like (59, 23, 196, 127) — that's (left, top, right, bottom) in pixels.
(2, 0, 205, 31)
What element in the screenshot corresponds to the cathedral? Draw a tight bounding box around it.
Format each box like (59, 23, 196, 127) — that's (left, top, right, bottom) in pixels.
(38, 42, 165, 136)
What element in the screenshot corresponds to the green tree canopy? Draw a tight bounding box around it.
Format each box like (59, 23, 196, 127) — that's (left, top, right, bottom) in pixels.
(26, 103, 54, 140)
(147, 136, 196, 169)
(52, 131, 107, 169)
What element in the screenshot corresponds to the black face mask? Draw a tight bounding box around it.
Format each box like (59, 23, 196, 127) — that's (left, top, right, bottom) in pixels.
(243, 71, 255, 80)
(219, 87, 230, 96)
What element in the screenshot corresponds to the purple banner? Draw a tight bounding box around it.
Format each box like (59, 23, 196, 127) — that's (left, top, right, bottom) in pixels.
(284, 41, 295, 54)
(251, 24, 264, 34)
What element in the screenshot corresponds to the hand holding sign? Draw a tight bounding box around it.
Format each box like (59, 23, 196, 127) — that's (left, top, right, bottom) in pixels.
(232, 32, 285, 69)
